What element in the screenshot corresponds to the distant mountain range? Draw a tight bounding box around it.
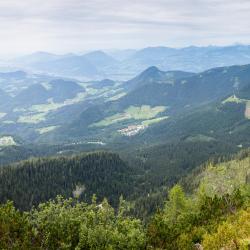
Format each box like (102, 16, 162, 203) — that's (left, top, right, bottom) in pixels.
(121, 45, 250, 74)
(0, 71, 125, 141)
(7, 45, 250, 80)
(0, 59, 250, 150)
(34, 63, 250, 145)
(0, 70, 58, 97)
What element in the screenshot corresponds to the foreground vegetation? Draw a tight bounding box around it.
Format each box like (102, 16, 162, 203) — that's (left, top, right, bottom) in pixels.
(0, 150, 249, 249)
(0, 197, 146, 250)
(0, 185, 249, 249)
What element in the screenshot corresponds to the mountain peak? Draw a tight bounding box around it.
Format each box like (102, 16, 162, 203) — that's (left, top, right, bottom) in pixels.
(144, 66, 160, 73)
(85, 50, 108, 57)
(83, 50, 117, 67)
(0, 70, 27, 78)
(31, 51, 57, 56)
(139, 66, 162, 78)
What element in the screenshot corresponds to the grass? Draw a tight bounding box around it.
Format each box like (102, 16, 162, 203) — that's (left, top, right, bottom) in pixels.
(185, 134, 215, 143)
(85, 87, 99, 95)
(197, 156, 250, 197)
(18, 113, 47, 124)
(141, 116, 169, 126)
(0, 136, 16, 147)
(41, 82, 52, 90)
(17, 92, 87, 124)
(2, 120, 15, 124)
(13, 108, 27, 112)
(126, 106, 166, 119)
(0, 113, 6, 119)
(85, 86, 125, 101)
(92, 105, 167, 127)
(36, 126, 60, 134)
(29, 92, 86, 113)
(222, 95, 246, 104)
(108, 92, 126, 101)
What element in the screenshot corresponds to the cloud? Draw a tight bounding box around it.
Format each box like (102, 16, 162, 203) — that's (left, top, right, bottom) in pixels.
(0, 0, 249, 56)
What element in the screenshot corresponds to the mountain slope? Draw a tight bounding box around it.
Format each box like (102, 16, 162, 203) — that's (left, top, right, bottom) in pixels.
(32, 55, 100, 78)
(9, 45, 250, 81)
(91, 79, 116, 89)
(48, 79, 84, 102)
(11, 79, 85, 107)
(13, 52, 61, 66)
(122, 64, 250, 109)
(0, 89, 11, 105)
(124, 66, 194, 90)
(50, 64, 250, 143)
(2, 63, 250, 145)
(13, 84, 49, 106)
(0, 70, 27, 79)
(84, 50, 117, 68)
(123, 45, 250, 73)
(0, 152, 135, 210)
(0, 70, 60, 97)
(131, 98, 250, 146)
(183, 149, 250, 195)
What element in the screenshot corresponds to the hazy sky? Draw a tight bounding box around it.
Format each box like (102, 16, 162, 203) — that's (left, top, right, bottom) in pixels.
(0, 0, 250, 56)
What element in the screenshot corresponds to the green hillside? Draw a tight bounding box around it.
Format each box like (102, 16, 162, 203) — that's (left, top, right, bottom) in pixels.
(147, 150, 250, 249)
(0, 150, 249, 249)
(0, 152, 136, 210)
(47, 64, 250, 144)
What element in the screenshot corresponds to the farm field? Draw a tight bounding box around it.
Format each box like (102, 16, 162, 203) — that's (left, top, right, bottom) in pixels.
(92, 105, 167, 127)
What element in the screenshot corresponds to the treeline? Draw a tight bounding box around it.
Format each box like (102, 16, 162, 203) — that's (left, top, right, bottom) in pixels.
(125, 140, 238, 219)
(148, 184, 250, 249)
(0, 149, 249, 249)
(0, 152, 136, 210)
(0, 140, 243, 218)
(146, 149, 250, 249)
(0, 185, 249, 249)
(0, 143, 107, 166)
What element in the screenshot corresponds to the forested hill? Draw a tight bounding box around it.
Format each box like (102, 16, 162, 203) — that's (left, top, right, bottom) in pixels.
(0, 152, 136, 210)
(148, 149, 250, 249)
(0, 149, 249, 249)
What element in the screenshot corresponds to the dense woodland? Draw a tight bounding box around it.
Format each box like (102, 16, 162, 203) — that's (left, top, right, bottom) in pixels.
(0, 139, 240, 217)
(0, 149, 249, 249)
(0, 152, 136, 210)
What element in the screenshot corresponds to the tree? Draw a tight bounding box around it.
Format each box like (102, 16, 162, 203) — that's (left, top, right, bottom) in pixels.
(164, 184, 190, 223)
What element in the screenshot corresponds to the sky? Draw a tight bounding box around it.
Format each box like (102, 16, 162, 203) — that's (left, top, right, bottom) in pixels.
(0, 0, 250, 56)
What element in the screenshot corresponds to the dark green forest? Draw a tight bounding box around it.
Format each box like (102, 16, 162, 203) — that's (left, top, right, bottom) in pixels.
(0, 139, 240, 218)
(0, 149, 249, 249)
(0, 152, 136, 210)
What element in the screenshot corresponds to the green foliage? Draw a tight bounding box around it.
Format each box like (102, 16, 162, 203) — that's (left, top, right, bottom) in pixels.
(147, 184, 249, 250)
(202, 207, 250, 250)
(0, 197, 146, 250)
(0, 201, 39, 249)
(163, 185, 191, 223)
(0, 136, 249, 249)
(0, 150, 249, 249)
(128, 140, 238, 219)
(0, 152, 136, 210)
(146, 152, 250, 249)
